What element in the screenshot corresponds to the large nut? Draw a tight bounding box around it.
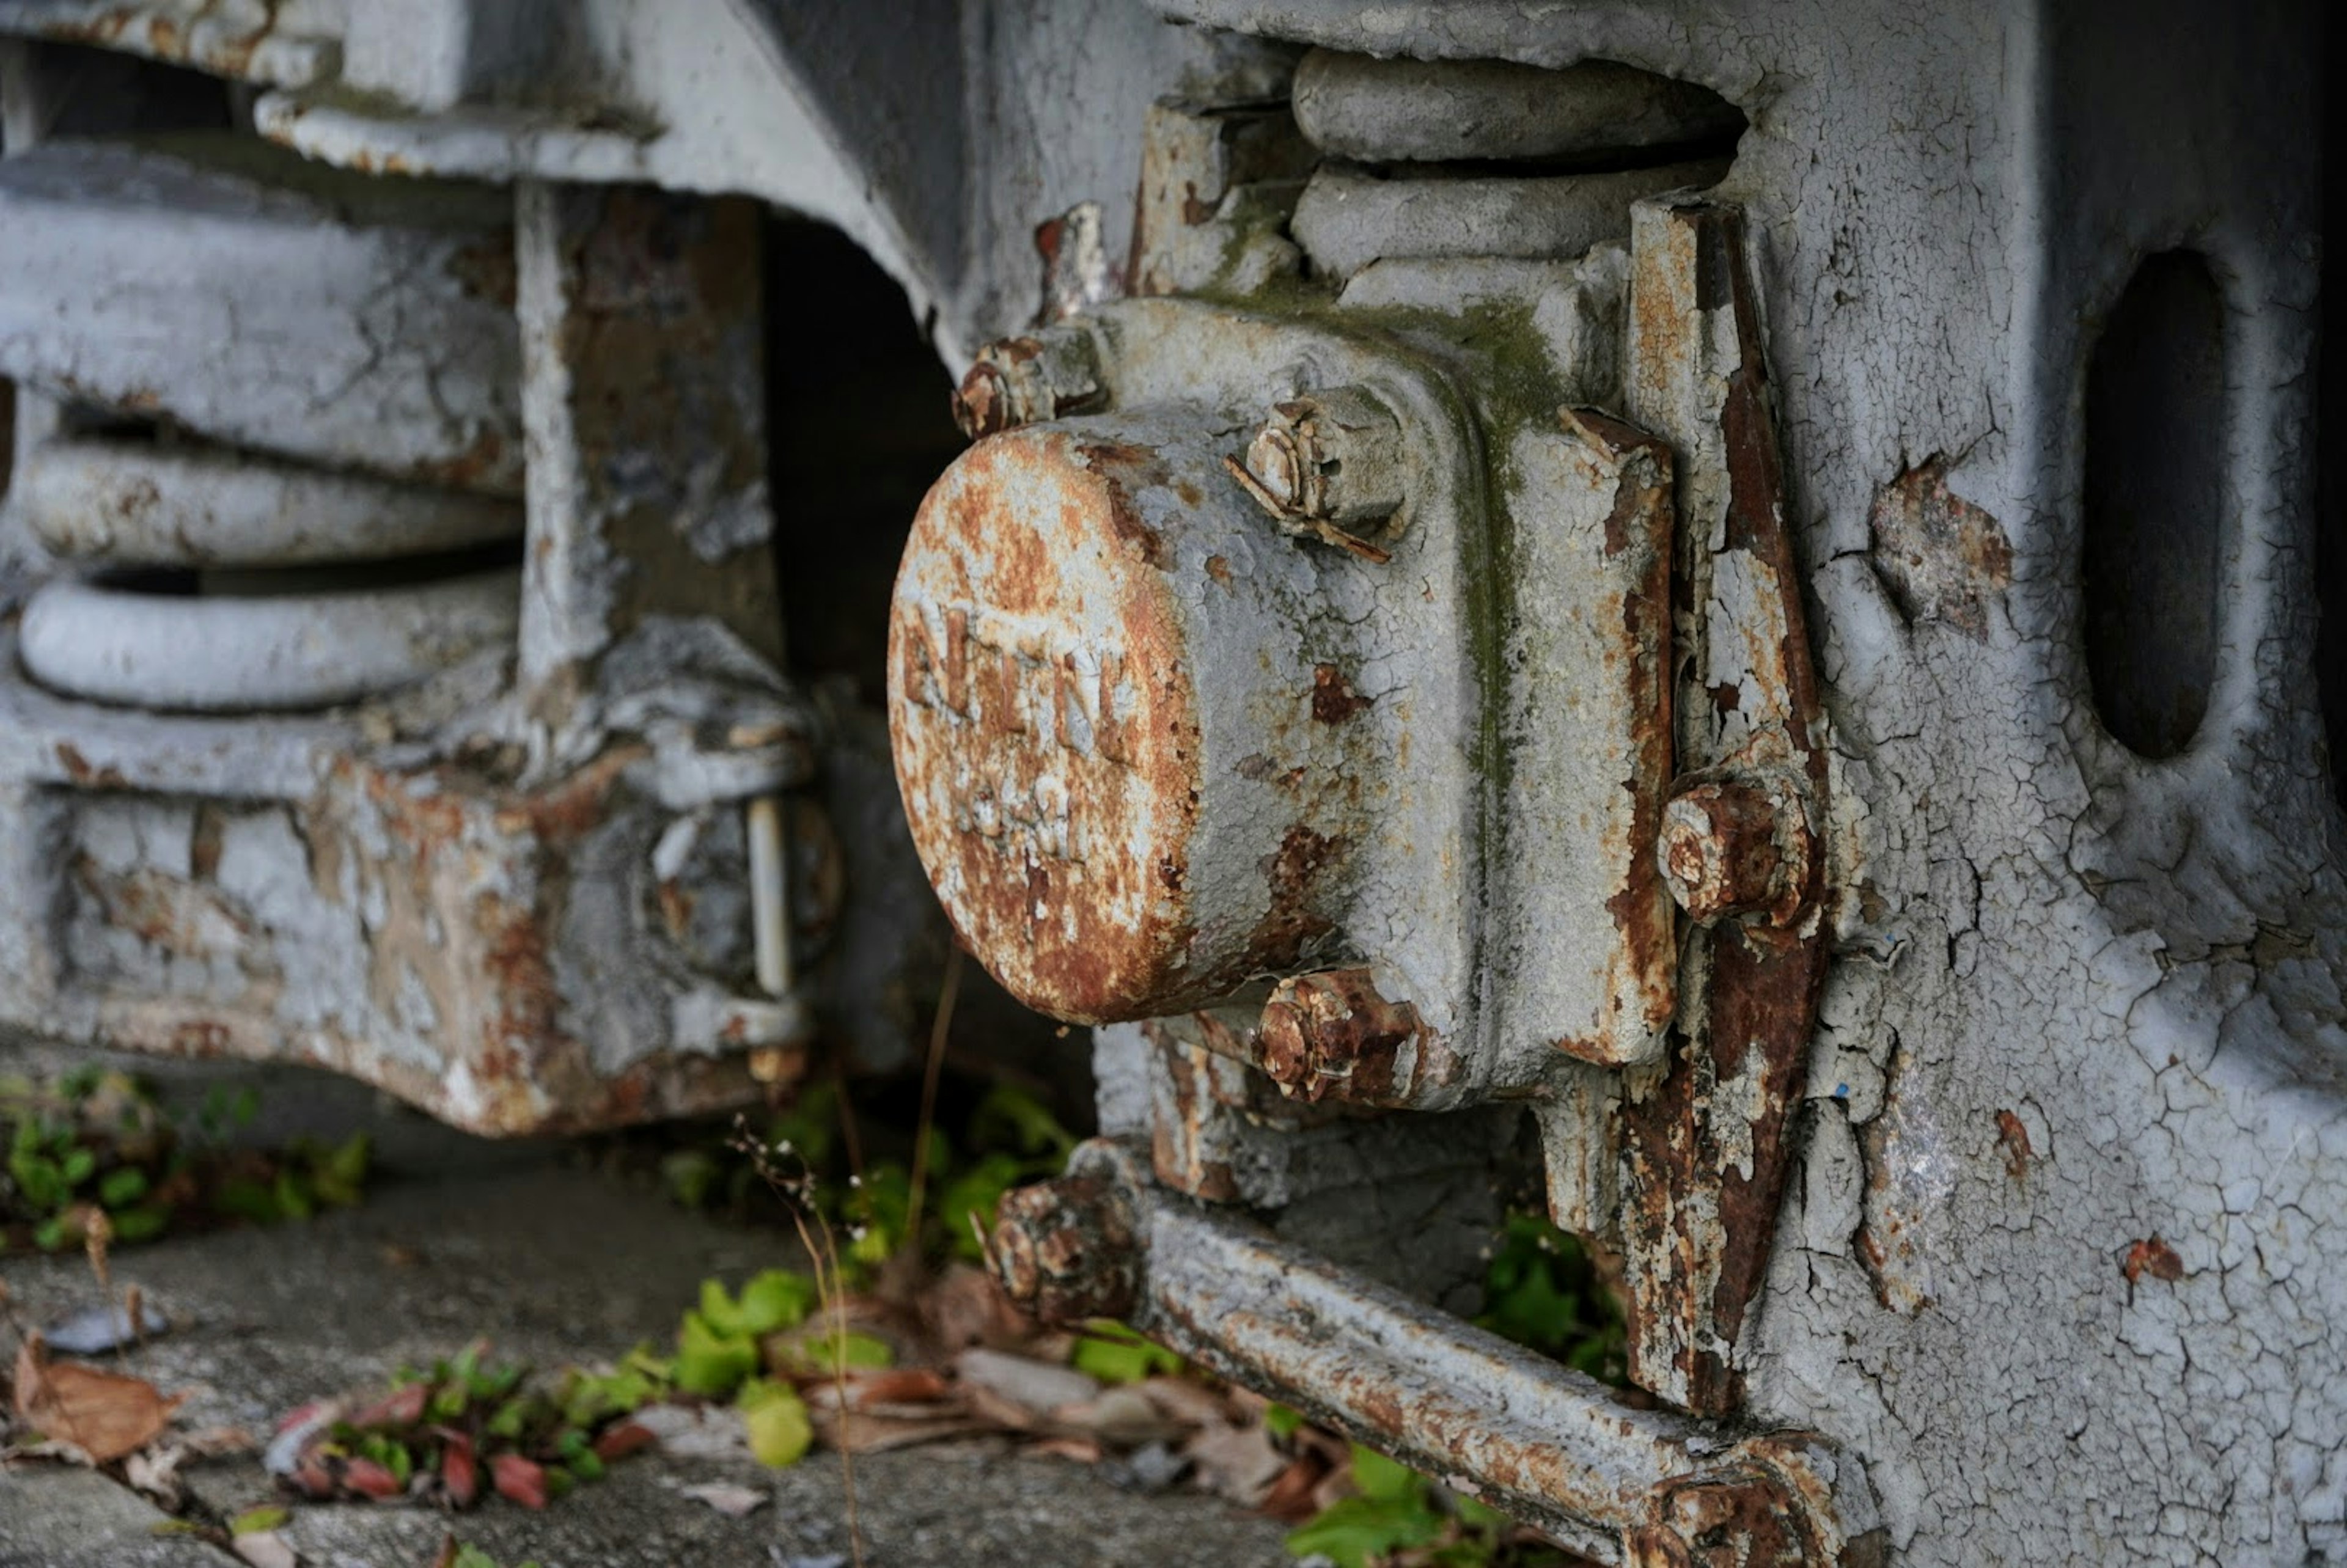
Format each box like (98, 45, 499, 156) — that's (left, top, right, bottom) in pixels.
(1238, 384, 1406, 533)
(988, 1173, 1140, 1324)
(1255, 968, 1422, 1104)
(950, 326, 1106, 440)
(1656, 776, 1813, 926)
(888, 415, 1381, 1023)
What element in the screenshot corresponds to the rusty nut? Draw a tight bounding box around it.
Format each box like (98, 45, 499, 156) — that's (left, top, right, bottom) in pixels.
(950, 325, 1106, 440)
(1656, 777, 1813, 926)
(986, 1173, 1140, 1324)
(1253, 968, 1422, 1105)
(1239, 384, 1406, 530)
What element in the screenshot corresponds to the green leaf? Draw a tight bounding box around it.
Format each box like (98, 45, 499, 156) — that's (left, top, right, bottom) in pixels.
(938, 1152, 1028, 1262)
(32, 1214, 71, 1252)
(214, 1175, 280, 1223)
(734, 1269, 818, 1336)
(1263, 1403, 1304, 1441)
(737, 1377, 814, 1468)
(674, 1312, 758, 1398)
(1071, 1322, 1183, 1385)
(59, 1147, 97, 1187)
(661, 1149, 720, 1211)
(273, 1170, 314, 1222)
(109, 1206, 169, 1243)
(768, 1328, 894, 1377)
(1348, 1443, 1422, 1505)
(969, 1085, 1077, 1160)
(230, 1505, 288, 1536)
(762, 1082, 839, 1173)
(1284, 1495, 1444, 1568)
(98, 1167, 149, 1208)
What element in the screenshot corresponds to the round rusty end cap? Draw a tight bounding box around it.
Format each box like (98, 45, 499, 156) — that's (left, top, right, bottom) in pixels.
(887, 425, 1207, 1024)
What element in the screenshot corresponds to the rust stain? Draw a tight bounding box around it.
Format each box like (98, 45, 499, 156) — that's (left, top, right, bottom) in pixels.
(1615, 204, 1832, 1418)
(53, 742, 127, 789)
(1867, 455, 2013, 640)
(1256, 968, 1422, 1105)
(2122, 1235, 2186, 1289)
(1995, 1108, 2033, 1179)
(1309, 663, 1372, 724)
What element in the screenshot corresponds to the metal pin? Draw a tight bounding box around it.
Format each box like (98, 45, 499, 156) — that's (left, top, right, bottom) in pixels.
(746, 794, 794, 998)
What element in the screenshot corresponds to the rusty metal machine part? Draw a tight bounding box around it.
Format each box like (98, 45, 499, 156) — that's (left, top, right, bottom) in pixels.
(892, 292, 1678, 1096)
(911, 39, 1854, 1548)
(0, 37, 946, 1130)
(993, 1142, 1886, 1567)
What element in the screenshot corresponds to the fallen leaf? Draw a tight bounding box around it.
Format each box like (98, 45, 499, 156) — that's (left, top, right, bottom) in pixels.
(630, 1401, 749, 1461)
(680, 1481, 769, 1518)
(839, 1367, 952, 1407)
(263, 1401, 340, 1476)
(920, 1265, 1037, 1350)
(123, 1443, 188, 1509)
(955, 1348, 1099, 1415)
(1258, 1453, 1334, 1523)
(592, 1421, 656, 1462)
(490, 1452, 549, 1509)
(11, 1334, 185, 1462)
(1057, 1385, 1186, 1449)
(1024, 1435, 1102, 1465)
(342, 1457, 402, 1500)
(42, 1298, 169, 1357)
(1136, 1376, 1227, 1427)
(230, 1530, 298, 1568)
(1185, 1420, 1290, 1507)
(809, 1407, 994, 1453)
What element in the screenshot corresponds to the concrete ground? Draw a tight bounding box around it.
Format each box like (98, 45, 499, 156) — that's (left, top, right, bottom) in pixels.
(0, 1047, 1296, 1568)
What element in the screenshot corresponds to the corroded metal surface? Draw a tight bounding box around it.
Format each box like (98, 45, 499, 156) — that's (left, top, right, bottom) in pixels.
(1008, 1142, 1882, 1566)
(1289, 49, 1745, 166)
(1255, 967, 1424, 1105)
(1657, 775, 1813, 928)
(19, 570, 521, 713)
(1617, 199, 1832, 1416)
(17, 438, 521, 567)
(0, 134, 521, 492)
(889, 412, 1380, 1024)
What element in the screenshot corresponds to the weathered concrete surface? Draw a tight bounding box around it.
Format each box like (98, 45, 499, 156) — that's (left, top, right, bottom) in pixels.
(0, 1050, 1291, 1568)
(0, 1465, 234, 1567)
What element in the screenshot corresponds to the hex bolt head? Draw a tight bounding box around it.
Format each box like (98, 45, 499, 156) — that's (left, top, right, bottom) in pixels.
(1251, 969, 1422, 1104)
(986, 1173, 1140, 1324)
(1232, 384, 1407, 557)
(950, 326, 1106, 441)
(1656, 777, 1813, 926)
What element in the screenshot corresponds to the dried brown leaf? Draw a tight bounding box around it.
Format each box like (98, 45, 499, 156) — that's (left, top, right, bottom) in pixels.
(809, 1405, 994, 1453)
(1183, 1420, 1290, 1507)
(10, 1334, 184, 1462)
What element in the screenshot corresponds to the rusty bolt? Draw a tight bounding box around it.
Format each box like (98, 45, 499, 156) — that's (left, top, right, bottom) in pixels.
(950, 325, 1106, 440)
(1253, 968, 1422, 1105)
(1234, 384, 1407, 546)
(986, 1172, 1140, 1324)
(1656, 777, 1813, 926)
(1627, 1467, 1819, 1568)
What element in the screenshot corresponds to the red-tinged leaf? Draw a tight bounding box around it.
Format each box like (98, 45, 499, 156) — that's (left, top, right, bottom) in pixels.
(591, 1421, 655, 1462)
(491, 1452, 548, 1509)
(273, 1401, 328, 1437)
(349, 1383, 429, 1429)
(439, 1436, 479, 1508)
(290, 1456, 336, 1499)
(342, 1458, 402, 1500)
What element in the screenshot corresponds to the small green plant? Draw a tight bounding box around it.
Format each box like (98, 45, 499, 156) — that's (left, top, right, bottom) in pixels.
(1475, 1213, 1626, 1385)
(1285, 1444, 1577, 1568)
(0, 1071, 371, 1254)
(1283, 1212, 1628, 1564)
